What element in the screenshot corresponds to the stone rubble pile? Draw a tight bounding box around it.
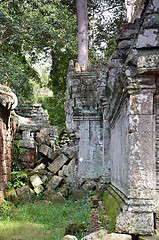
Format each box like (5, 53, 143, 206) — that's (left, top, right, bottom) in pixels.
(5, 103, 77, 202)
(9, 103, 110, 203)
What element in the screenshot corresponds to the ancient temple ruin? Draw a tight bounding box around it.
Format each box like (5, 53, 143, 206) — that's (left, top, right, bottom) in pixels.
(65, 0, 159, 235)
(0, 0, 159, 237)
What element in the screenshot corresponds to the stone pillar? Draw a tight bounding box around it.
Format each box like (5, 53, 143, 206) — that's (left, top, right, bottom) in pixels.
(128, 76, 156, 199)
(115, 75, 156, 235)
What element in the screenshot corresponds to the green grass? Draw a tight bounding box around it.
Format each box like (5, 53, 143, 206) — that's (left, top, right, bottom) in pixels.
(0, 199, 91, 240)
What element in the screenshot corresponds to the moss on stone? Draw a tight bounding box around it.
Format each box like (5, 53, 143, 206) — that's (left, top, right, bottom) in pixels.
(102, 187, 124, 231)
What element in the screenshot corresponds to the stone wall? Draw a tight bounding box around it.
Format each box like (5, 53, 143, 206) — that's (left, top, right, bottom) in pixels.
(110, 100, 129, 194)
(14, 103, 58, 168)
(65, 0, 159, 235)
(0, 85, 17, 200)
(65, 68, 104, 178)
(15, 103, 50, 127)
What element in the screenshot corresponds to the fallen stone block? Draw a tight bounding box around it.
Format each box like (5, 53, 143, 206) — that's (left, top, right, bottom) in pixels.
(34, 185, 44, 194)
(48, 154, 69, 174)
(44, 188, 65, 204)
(36, 128, 50, 145)
(65, 221, 85, 235)
(33, 163, 45, 173)
(50, 192, 65, 204)
(62, 146, 75, 159)
(62, 165, 69, 177)
(41, 175, 48, 184)
(72, 189, 87, 201)
(6, 187, 19, 202)
(30, 174, 43, 188)
(67, 160, 76, 175)
(44, 188, 54, 200)
(47, 175, 63, 190)
(138, 236, 159, 240)
(38, 144, 49, 156)
(58, 185, 69, 198)
(58, 170, 64, 177)
(81, 180, 96, 191)
(16, 185, 33, 202)
(30, 174, 44, 194)
(19, 139, 35, 148)
(39, 144, 59, 160)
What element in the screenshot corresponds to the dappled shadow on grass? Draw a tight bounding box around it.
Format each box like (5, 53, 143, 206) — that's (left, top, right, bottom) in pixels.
(0, 221, 63, 240)
(0, 199, 91, 240)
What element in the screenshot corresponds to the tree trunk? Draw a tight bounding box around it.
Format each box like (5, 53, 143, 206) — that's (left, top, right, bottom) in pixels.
(125, 0, 144, 23)
(125, 0, 135, 22)
(77, 0, 88, 68)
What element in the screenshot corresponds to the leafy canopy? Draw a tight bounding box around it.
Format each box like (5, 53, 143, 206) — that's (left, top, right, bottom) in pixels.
(0, 0, 77, 103)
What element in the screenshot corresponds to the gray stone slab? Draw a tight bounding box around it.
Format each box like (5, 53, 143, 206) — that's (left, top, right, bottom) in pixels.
(136, 29, 159, 48)
(48, 154, 69, 174)
(39, 144, 59, 161)
(47, 175, 63, 190)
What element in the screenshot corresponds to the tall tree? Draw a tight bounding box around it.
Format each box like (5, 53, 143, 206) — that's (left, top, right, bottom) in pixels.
(77, 0, 88, 67)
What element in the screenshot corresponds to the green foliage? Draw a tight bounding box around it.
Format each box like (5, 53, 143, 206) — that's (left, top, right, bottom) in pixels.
(39, 93, 66, 128)
(12, 140, 26, 171)
(0, 201, 14, 212)
(36, 192, 45, 201)
(0, 52, 36, 103)
(9, 140, 31, 189)
(0, 201, 15, 219)
(88, 0, 126, 61)
(8, 171, 30, 189)
(0, 0, 77, 106)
